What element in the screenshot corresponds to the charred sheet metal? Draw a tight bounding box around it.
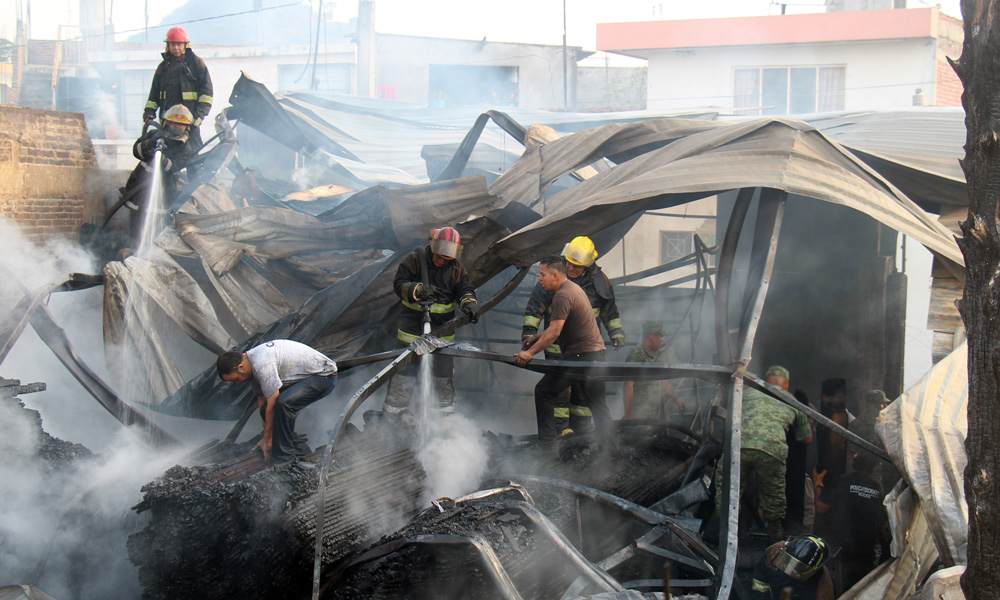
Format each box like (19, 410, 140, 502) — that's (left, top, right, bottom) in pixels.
(321, 495, 620, 599)
(482, 118, 961, 267)
(0, 264, 179, 448)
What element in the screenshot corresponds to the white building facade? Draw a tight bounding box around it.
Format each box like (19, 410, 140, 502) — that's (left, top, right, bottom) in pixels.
(597, 7, 962, 114)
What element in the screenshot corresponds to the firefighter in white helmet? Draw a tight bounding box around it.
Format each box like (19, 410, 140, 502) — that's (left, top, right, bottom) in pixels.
(521, 236, 625, 435)
(382, 227, 478, 417)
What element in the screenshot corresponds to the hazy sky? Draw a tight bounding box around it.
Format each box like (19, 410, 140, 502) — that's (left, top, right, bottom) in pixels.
(1, 0, 963, 49)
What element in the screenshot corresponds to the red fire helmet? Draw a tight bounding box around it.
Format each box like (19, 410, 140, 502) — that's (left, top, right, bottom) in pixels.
(429, 227, 462, 260)
(165, 27, 189, 43)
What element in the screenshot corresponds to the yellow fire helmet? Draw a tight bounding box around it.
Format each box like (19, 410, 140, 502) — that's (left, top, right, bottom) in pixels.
(163, 104, 194, 126)
(561, 236, 598, 267)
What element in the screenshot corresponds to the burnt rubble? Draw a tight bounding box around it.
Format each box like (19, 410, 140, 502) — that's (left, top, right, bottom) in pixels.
(0, 378, 92, 467)
(127, 435, 425, 600)
(127, 418, 712, 599)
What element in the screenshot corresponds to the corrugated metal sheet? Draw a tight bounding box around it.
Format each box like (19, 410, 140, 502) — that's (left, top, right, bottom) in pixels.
(879, 341, 968, 565)
(482, 117, 962, 266)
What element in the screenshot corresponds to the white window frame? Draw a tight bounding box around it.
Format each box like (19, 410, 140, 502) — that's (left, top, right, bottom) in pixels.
(734, 65, 845, 116)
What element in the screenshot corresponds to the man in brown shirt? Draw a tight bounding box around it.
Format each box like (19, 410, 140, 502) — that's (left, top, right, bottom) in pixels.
(515, 256, 614, 447)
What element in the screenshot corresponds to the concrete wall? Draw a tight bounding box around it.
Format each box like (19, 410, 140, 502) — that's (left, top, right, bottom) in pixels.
(646, 37, 938, 112)
(575, 65, 647, 111)
(601, 197, 718, 286)
(0, 105, 101, 242)
(377, 35, 576, 110)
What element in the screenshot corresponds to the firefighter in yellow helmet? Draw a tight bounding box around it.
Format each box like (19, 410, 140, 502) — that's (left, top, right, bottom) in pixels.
(521, 236, 625, 434)
(382, 227, 478, 417)
(122, 104, 196, 242)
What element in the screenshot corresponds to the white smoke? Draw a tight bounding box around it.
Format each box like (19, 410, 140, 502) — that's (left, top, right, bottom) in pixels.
(416, 413, 490, 504)
(0, 395, 189, 598)
(0, 219, 94, 306)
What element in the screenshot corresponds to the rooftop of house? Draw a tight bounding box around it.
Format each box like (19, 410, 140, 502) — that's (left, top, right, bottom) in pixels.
(597, 7, 945, 58)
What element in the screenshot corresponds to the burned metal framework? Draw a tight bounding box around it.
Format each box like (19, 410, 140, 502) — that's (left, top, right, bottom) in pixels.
(0, 76, 972, 599)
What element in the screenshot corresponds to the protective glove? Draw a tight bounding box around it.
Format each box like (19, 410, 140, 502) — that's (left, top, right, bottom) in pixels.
(160, 155, 173, 172)
(413, 283, 446, 302)
(461, 300, 479, 324)
(143, 113, 155, 125)
(611, 333, 626, 349)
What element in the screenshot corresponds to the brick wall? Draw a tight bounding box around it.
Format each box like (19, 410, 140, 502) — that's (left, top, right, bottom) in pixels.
(935, 12, 964, 107)
(0, 105, 102, 242)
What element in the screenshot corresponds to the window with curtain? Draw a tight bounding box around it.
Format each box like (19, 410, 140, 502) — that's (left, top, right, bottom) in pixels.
(734, 65, 845, 115)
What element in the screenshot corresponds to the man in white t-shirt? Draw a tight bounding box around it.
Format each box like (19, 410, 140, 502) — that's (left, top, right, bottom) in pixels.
(217, 339, 337, 464)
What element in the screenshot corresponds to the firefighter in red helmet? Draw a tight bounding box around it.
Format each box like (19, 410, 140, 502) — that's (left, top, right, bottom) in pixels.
(382, 227, 479, 417)
(143, 26, 213, 152)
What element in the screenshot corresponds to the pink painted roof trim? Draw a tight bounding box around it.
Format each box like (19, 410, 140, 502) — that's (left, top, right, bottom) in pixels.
(597, 7, 939, 53)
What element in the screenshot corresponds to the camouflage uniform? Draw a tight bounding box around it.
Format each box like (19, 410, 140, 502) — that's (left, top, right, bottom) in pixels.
(522, 263, 623, 432)
(625, 343, 674, 420)
(715, 387, 812, 523)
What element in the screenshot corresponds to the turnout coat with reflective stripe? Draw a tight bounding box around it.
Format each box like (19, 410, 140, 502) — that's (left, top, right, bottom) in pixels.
(393, 246, 475, 343)
(521, 263, 623, 355)
(144, 49, 213, 123)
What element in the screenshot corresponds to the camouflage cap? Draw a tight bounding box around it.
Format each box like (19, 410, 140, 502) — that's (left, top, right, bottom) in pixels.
(765, 365, 790, 380)
(642, 320, 666, 338)
(865, 389, 887, 404)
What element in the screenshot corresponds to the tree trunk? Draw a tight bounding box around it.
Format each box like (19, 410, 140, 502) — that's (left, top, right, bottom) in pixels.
(956, 1, 1000, 598)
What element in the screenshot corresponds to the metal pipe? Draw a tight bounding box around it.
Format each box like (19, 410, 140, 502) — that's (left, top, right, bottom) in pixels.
(714, 188, 754, 367)
(508, 501, 623, 593)
(506, 475, 717, 565)
(716, 188, 786, 600)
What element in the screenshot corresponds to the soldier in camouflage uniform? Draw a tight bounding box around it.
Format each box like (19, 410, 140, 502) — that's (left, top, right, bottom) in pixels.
(715, 365, 813, 540)
(623, 320, 685, 420)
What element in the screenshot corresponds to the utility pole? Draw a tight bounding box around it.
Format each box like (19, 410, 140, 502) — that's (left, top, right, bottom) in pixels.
(562, 0, 568, 109)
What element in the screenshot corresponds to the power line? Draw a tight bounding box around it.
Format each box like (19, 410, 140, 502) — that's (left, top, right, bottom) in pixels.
(3, 2, 305, 48)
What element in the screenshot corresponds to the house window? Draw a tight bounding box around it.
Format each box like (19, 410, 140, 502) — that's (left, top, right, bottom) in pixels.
(734, 66, 845, 115)
(660, 231, 694, 264)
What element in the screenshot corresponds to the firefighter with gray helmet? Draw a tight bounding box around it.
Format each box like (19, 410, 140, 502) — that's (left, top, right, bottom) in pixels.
(751, 535, 835, 599)
(144, 26, 213, 151)
(382, 227, 478, 416)
(521, 235, 624, 434)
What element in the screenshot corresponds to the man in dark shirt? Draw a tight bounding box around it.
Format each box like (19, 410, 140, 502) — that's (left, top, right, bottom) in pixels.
(816, 378, 849, 488)
(515, 256, 613, 449)
(820, 451, 890, 590)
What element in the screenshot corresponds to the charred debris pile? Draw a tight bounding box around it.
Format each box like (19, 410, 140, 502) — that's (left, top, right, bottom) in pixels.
(1, 378, 92, 467)
(128, 418, 710, 599)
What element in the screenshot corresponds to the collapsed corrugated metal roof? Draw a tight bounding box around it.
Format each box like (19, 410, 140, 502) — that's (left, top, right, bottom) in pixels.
(87, 77, 965, 421)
